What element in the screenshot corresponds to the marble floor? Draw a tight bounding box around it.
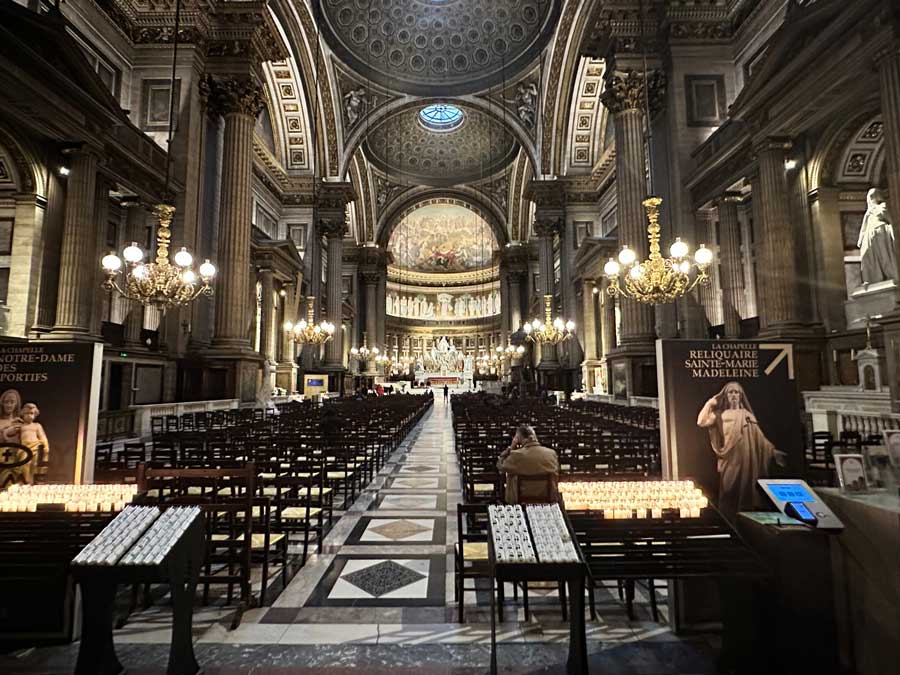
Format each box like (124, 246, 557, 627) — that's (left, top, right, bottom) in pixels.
(3, 401, 720, 674)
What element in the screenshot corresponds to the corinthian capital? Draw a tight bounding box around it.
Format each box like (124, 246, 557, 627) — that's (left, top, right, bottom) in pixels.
(600, 69, 667, 117)
(533, 218, 563, 238)
(199, 74, 265, 118)
(318, 218, 348, 239)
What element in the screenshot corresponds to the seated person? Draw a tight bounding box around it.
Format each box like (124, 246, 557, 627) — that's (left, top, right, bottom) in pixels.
(496, 424, 560, 504)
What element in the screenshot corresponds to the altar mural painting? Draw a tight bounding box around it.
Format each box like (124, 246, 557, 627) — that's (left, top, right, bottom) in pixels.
(388, 203, 497, 273)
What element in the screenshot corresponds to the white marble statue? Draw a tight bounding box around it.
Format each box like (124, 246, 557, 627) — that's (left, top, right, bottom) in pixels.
(400, 296, 408, 316)
(386, 294, 395, 315)
(468, 296, 477, 316)
(455, 297, 465, 317)
(858, 188, 898, 285)
(424, 301, 435, 318)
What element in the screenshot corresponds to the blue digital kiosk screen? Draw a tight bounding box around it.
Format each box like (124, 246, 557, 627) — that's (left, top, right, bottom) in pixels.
(768, 483, 814, 503)
(307, 378, 325, 387)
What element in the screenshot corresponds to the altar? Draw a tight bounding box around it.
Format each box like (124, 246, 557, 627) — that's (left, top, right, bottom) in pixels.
(414, 337, 474, 388)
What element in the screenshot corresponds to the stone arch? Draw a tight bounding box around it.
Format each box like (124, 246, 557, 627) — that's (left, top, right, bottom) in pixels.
(270, 0, 341, 177)
(808, 104, 884, 191)
(376, 188, 509, 250)
(0, 125, 43, 196)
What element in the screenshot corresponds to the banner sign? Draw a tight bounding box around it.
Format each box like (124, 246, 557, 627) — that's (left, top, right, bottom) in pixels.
(0, 342, 103, 486)
(656, 339, 802, 522)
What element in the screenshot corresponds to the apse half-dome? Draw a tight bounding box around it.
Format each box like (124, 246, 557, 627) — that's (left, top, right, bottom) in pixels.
(388, 201, 498, 274)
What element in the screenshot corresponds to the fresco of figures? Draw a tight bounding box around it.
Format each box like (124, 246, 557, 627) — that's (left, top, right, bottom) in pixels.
(387, 290, 500, 320)
(388, 203, 497, 273)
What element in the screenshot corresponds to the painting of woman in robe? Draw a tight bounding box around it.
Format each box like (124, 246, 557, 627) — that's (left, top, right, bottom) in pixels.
(696, 381, 787, 522)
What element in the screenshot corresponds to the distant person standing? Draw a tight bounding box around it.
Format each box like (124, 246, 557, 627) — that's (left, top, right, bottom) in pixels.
(443, 384, 449, 402)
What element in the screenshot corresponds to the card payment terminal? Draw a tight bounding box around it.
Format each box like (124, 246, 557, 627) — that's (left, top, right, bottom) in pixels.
(757, 479, 844, 532)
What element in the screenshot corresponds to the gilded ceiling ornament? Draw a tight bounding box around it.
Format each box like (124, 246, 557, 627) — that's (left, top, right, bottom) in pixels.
(600, 69, 667, 117)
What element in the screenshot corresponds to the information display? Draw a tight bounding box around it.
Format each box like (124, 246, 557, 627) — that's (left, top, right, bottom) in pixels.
(767, 483, 814, 503)
(758, 479, 844, 531)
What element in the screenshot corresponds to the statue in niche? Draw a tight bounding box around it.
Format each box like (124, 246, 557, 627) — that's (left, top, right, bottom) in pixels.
(437, 293, 453, 317)
(343, 87, 367, 127)
(516, 82, 538, 128)
(424, 301, 435, 319)
(455, 296, 465, 317)
(858, 188, 898, 285)
(468, 296, 477, 316)
(386, 294, 394, 315)
(400, 296, 408, 316)
(475, 297, 482, 316)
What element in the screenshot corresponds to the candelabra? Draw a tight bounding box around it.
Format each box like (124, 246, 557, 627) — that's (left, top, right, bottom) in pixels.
(350, 331, 379, 368)
(495, 342, 526, 361)
(284, 296, 335, 346)
(603, 197, 713, 304)
(522, 295, 575, 345)
(101, 204, 216, 309)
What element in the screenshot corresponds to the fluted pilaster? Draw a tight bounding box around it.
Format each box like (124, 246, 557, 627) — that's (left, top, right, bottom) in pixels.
(581, 280, 598, 360)
(718, 194, 744, 338)
(601, 281, 617, 357)
(52, 148, 99, 337)
(757, 139, 800, 330)
(259, 268, 275, 362)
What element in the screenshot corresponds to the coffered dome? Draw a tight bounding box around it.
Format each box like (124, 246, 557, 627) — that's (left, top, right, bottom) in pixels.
(363, 103, 518, 187)
(320, 0, 559, 95)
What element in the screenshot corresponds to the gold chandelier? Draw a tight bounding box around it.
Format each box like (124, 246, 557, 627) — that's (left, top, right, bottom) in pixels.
(350, 332, 379, 362)
(604, 197, 713, 304)
(285, 296, 335, 345)
(522, 294, 576, 346)
(101, 204, 216, 309)
(495, 342, 525, 361)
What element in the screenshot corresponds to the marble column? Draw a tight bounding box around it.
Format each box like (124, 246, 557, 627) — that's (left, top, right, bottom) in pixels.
(601, 72, 661, 347)
(51, 148, 100, 339)
(756, 138, 801, 331)
(204, 75, 264, 350)
(363, 271, 379, 375)
(601, 283, 618, 357)
(718, 194, 744, 338)
(876, 42, 900, 280)
(259, 268, 275, 363)
(874, 39, 900, 412)
(123, 204, 146, 349)
(533, 218, 560, 369)
(749, 172, 767, 329)
(581, 280, 598, 362)
(321, 218, 347, 370)
(508, 272, 523, 330)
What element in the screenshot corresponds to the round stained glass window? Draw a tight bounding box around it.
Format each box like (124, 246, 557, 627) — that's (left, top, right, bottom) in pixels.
(418, 103, 465, 132)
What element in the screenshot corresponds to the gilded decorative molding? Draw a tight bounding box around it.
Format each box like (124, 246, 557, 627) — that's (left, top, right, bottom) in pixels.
(600, 69, 667, 116)
(199, 74, 265, 117)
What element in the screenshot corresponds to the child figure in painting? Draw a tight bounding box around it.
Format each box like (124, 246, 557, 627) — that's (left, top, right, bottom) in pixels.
(19, 403, 49, 478)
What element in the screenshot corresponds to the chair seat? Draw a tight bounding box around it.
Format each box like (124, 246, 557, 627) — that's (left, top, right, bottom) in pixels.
(457, 542, 489, 560)
(472, 483, 495, 493)
(327, 471, 354, 479)
(281, 506, 323, 520)
(251, 533, 285, 549)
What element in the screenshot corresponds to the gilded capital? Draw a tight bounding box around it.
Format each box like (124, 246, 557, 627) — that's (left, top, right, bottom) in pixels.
(600, 69, 667, 116)
(199, 74, 265, 118)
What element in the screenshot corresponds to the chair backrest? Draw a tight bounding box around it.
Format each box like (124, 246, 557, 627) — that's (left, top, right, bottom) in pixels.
(514, 473, 558, 505)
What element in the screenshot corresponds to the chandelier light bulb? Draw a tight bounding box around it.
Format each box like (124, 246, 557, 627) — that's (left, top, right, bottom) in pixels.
(630, 264, 644, 279)
(325, 323, 335, 334)
(516, 345, 525, 354)
(351, 346, 359, 355)
(199, 260, 217, 279)
(132, 264, 149, 280)
(669, 237, 689, 259)
(313, 325, 322, 334)
(297, 319, 307, 330)
(284, 321, 294, 332)
(174, 247, 193, 267)
(604, 259, 621, 276)
(123, 242, 144, 264)
(182, 269, 196, 284)
(566, 320, 576, 332)
(678, 260, 692, 274)
(523, 323, 532, 334)
(553, 318, 564, 329)
(373, 347, 380, 355)
(102, 253, 122, 272)
(695, 245, 713, 265)
(618, 247, 636, 266)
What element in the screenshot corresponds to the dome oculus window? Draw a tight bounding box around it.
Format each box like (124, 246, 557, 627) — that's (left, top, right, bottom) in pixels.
(419, 104, 465, 132)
